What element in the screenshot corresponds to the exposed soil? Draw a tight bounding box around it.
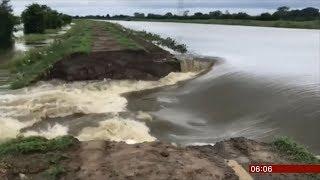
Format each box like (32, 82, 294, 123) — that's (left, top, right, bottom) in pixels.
(45, 23, 181, 81)
(0, 137, 315, 180)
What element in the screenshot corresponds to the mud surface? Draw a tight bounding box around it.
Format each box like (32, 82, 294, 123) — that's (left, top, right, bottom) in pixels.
(0, 137, 314, 180)
(46, 23, 181, 81)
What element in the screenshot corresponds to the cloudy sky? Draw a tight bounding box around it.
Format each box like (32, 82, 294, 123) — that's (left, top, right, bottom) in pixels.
(11, 0, 320, 16)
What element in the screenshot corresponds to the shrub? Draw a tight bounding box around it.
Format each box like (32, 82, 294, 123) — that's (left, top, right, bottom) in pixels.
(22, 3, 72, 34)
(273, 137, 319, 163)
(22, 3, 46, 34)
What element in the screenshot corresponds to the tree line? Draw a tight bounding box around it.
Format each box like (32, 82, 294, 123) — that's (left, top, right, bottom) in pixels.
(0, 0, 72, 49)
(22, 3, 72, 34)
(76, 6, 319, 21)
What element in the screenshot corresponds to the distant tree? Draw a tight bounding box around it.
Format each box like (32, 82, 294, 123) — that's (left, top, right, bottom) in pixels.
(221, 10, 232, 19)
(300, 7, 319, 19)
(0, 0, 14, 48)
(45, 10, 63, 29)
(22, 3, 46, 34)
(183, 10, 190, 16)
(209, 10, 222, 18)
(257, 12, 274, 21)
(164, 12, 173, 18)
(277, 6, 290, 12)
(273, 6, 290, 19)
(233, 12, 250, 19)
(194, 12, 203, 17)
(106, 14, 110, 19)
(134, 12, 145, 18)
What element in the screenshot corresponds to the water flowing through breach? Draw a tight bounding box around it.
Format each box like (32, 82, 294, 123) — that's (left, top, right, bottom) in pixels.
(115, 21, 320, 153)
(0, 72, 196, 143)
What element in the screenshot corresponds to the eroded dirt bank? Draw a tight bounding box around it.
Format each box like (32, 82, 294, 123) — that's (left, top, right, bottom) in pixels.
(0, 137, 313, 180)
(46, 50, 181, 81)
(45, 22, 182, 82)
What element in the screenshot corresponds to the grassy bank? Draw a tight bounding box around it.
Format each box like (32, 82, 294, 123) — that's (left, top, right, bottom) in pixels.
(102, 21, 187, 52)
(273, 137, 319, 164)
(102, 21, 144, 50)
(9, 20, 93, 89)
(126, 18, 320, 29)
(0, 136, 77, 157)
(110, 22, 187, 53)
(5, 20, 187, 89)
(0, 136, 77, 180)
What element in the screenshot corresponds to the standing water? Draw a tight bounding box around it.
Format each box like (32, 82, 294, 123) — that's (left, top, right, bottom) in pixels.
(115, 21, 320, 152)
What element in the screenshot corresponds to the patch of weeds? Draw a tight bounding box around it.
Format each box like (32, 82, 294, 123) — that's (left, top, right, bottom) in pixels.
(44, 165, 66, 180)
(103, 22, 143, 50)
(0, 136, 77, 157)
(126, 29, 187, 53)
(273, 137, 319, 164)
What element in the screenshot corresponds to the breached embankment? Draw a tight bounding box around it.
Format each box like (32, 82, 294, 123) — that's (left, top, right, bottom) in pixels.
(0, 54, 214, 142)
(1, 137, 315, 180)
(0, 20, 214, 144)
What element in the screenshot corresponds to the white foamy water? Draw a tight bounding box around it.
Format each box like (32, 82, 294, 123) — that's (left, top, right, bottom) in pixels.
(77, 116, 156, 144)
(24, 124, 69, 139)
(0, 72, 196, 142)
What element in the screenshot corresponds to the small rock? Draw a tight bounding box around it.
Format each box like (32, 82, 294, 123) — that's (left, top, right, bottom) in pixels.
(19, 173, 28, 180)
(160, 151, 169, 157)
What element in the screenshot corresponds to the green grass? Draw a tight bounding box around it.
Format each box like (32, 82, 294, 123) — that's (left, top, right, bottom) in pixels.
(9, 20, 93, 89)
(103, 22, 144, 50)
(109, 22, 187, 53)
(21, 34, 52, 44)
(0, 136, 77, 157)
(121, 26, 187, 53)
(129, 18, 320, 29)
(273, 137, 319, 164)
(133, 30, 187, 53)
(45, 165, 66, 180)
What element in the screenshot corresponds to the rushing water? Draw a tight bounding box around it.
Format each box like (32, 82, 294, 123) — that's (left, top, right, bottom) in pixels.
(1, 21, 319, 153)
(114, 21, 320, 152)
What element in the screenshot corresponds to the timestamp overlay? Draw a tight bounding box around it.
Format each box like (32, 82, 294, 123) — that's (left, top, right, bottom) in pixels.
(249, 165, 320, 173)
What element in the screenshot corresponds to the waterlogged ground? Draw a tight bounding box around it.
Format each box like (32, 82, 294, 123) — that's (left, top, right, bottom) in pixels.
(115, 21, 320, 153)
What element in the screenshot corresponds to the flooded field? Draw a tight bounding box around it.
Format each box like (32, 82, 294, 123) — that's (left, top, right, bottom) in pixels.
(116, 21, 320, 152)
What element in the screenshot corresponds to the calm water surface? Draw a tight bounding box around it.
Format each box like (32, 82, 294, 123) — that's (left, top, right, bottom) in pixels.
(116, 21, 320, 152)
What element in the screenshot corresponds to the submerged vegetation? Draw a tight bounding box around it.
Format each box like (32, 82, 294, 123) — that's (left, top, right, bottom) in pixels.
(9, 20, 93, 89)
(273, 137, 319, 164)
(21, 28, 64, 44)
(0, 136, 77, 157)
(117, 24, 187, 53)
(131, 30, 187, 53)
